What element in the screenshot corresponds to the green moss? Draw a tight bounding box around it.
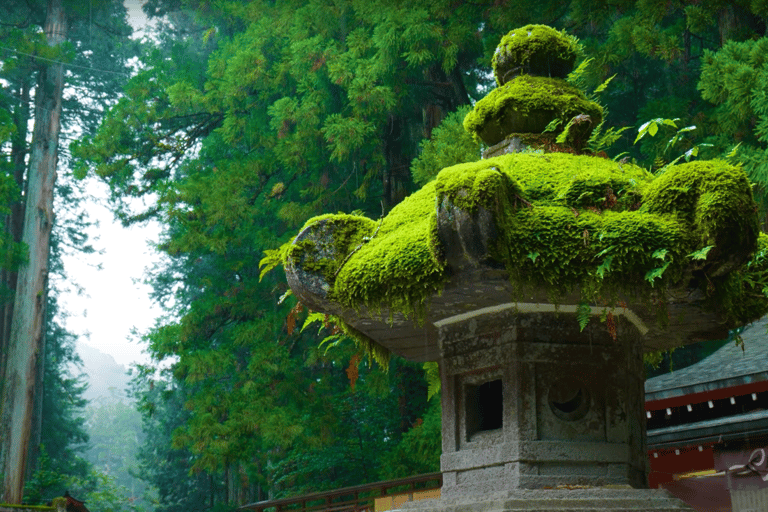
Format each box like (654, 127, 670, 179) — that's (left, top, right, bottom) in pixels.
(642, 160, 759, 261)
(463, 76, 603, 146)
(331, 181, 446, 319)
(288, 152, 766, 330)
(297, 153, 768, 326)
(492, 25, 580, 85)
(435, 153, 687, 300)
(718, 233, 768, 323)
(437, 152, 651, 209)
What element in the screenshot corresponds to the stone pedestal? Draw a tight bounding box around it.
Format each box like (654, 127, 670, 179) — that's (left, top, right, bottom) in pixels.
(395, 488, 694, 511)
(436, 305, 647, 498)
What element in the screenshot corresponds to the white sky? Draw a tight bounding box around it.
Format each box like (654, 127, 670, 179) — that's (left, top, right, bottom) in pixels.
(62, 1, 161, 369)
(62, 180, 163, 368)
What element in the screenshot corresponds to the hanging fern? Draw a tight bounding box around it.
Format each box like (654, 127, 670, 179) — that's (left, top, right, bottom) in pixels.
(576, 300, 591, 331)
(423, 361, 440, 400)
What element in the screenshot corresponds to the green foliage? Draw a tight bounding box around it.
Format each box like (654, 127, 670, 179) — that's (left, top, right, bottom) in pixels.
(379, 398, 442, 480)
(633, 117, 713, 172)
(83, 398, 150, 509)
(269, 386, 403, 495)
(699, 39, 768, 141)
(698, 37, 768, 215)
(423, 362, 440, 401)
(0, 2, 137, 502)
(635, 118, 681, 144)
(714, 233, 768, 324)
(576, 300, 591, 331)
(131, 372, 215, 512)
(305, 311, 391, 370)
(411, 105, 481, 186)
(558, 59, 629, 156)
(73, 1, 768, 509)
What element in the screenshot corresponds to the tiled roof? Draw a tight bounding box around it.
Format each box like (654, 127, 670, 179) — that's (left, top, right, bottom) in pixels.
(645, 317, 768, 401)
(647, 408, 768, 448)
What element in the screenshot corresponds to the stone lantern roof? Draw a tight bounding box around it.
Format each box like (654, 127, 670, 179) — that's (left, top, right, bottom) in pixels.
(285, 154, 766, 362)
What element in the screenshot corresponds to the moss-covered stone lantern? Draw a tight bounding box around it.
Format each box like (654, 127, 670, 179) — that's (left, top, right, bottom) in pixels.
(465, 25, 602, 154)
(280, 24, 768, 511)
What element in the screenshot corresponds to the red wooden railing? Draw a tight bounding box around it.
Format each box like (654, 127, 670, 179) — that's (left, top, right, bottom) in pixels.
(239, 472, 442, 512)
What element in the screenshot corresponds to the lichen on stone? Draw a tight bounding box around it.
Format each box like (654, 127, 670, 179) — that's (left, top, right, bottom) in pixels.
(287, 213, 377, 284)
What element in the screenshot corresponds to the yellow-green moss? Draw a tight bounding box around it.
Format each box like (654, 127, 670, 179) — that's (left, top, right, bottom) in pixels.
(463, 76, 603, 146)
(330, 181, 446, 319)
(434, 154, 686, 300)
(642, 160, 759, 261)
(437, 152, 651, 210)
(288, 152, 766, 328)
(492, 25, 580, 85)
(718, 232, 768, 322)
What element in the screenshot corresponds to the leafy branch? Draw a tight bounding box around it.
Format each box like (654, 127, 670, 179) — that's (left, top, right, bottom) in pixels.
(634, 117, 713, 172)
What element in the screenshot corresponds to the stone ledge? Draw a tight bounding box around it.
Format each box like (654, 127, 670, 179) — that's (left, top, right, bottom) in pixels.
(393, 488, 695, 511)
(441, 441, 633, 471)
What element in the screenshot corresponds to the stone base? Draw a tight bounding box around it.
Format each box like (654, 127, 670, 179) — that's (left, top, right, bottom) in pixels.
(437, 310, 648, 494)
(393, 488, 695, 512)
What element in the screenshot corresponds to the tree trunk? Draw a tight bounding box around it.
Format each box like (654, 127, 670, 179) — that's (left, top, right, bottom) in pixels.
(718, 4, 763, 46)
(0, 0, 66, 503)
(382, 114, 412, 212)
(25, 319, 46, 483)
(7, 78, 31, 331)
(0, 77, 30, 425)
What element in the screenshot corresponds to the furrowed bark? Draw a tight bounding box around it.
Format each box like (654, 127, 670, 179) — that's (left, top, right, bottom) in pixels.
(0, 0, 66, 503)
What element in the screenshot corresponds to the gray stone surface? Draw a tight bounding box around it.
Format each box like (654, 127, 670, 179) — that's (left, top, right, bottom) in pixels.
(437, 308, 647, 496)
(482, 137, 530, 159)
(393, 488, 695, 511)
(283, 213, 718, 509)
(280, 25, 759, 511)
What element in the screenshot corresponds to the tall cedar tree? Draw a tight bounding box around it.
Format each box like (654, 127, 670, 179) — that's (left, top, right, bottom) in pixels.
(1, 0, 68, 500)
(0, 0, 134, 502)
